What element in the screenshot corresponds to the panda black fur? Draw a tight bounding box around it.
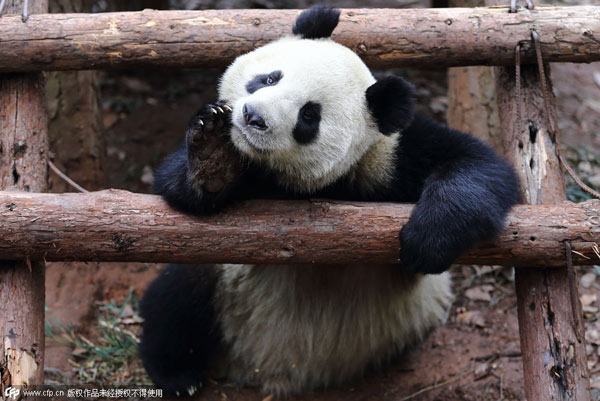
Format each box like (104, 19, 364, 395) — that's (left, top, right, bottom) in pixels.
(141, 5, 519, 397)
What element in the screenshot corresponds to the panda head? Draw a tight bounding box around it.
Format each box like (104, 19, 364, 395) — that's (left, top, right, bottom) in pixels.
(219, 6, 415, 192)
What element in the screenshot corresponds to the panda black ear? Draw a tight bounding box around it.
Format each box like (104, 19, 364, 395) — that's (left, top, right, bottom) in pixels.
(292, 5, 340, 39)
(366, 76, 416, 135)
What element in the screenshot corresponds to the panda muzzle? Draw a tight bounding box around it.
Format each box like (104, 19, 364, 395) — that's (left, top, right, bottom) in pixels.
(242, 103, 268, 131)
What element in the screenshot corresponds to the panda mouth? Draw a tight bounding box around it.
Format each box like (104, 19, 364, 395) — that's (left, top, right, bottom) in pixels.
(232, 117, 272, 154)
(239, 129, 271, 154)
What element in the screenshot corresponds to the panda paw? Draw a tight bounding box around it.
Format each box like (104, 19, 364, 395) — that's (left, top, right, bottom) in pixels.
(186, 100, 233, 150)
(399, 222, 457, 275)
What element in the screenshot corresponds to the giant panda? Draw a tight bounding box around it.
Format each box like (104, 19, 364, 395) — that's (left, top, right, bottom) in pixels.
(139, 5, 519, 397)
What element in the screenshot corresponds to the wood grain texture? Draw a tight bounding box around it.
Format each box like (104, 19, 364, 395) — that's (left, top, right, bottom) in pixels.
(0, 0, 48, 395)
(0, 190, 598, 266)
(0, 74, 48, 192)
(446, 0, 503, 150)
(494, 47, 591, 401)
(447, 66, 502, 149)
(0, 6, 598, 72)
(495, 64, 566, 205)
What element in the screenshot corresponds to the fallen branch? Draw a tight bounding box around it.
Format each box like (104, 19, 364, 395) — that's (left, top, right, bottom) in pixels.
(398, 367, 475, 401)
(472, 350, 522, 362)
(0, 6, 599, 72)
(0, 190, 598, 266)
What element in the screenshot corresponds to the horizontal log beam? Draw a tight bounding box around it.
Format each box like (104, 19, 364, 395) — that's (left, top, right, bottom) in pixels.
(1, 190, 599, 266)
(0, 6, 599, 72)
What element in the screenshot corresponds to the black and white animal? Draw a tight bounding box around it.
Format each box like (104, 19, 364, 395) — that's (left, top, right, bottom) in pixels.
(140, 6, 519, 397)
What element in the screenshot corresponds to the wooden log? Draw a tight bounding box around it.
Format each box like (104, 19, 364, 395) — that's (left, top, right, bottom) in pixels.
(447, 0, 503, 150)
(0, 190, 598, 266)
(447, 66, 502, 149)
(0, 6, 599, 72)
(494, 52, 591, 400)
(46, 0, 107, 193)
(0, 0, 48, 395)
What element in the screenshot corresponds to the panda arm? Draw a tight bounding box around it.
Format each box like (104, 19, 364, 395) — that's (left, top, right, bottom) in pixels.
(154, 144, 208, 213)
(154, 102, 250, 215)
(395, 116, 520, 274)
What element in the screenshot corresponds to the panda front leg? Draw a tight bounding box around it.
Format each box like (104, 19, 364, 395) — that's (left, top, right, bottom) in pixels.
(139, 264, 222, 397)
(153, 100, 246, 215)
(398, 129, 520, 274)
(144, 102, 245, 396)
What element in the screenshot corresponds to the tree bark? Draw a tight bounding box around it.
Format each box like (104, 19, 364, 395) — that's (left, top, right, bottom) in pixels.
(0, 190, 597, 266)
(0, 0, 48, 396)
(47, 0, 106, 193)
(0, 6, 599, 72)
(447, 66, 502, 149)
(494, 57, 591, 400)
(446, 0, 502, 150)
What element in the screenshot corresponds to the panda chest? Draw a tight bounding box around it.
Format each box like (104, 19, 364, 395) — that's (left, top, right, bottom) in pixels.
(214, 264, 420, 377)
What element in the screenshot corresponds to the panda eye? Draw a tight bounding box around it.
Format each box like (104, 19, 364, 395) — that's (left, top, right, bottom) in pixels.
(246, 71, 282, 94)
(266, 71, 282, 85)
(302, 109, 314, 120)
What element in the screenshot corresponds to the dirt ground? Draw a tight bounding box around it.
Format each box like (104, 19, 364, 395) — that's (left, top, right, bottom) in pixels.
(43, 58, 600, 401)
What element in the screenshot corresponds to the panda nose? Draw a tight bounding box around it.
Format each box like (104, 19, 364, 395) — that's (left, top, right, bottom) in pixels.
(243, 104, 268, 130)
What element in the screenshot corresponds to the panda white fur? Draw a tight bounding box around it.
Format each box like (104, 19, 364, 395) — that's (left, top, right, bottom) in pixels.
(140, 5, 519, 397)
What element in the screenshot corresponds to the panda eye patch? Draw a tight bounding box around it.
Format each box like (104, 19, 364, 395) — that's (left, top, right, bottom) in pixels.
(246, 70, 283, 94)
(293, 101, 322, 144)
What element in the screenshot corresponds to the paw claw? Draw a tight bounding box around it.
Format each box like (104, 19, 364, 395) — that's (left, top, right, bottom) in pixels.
(187, 102, 232, 146)
(222, 105, 233, 112)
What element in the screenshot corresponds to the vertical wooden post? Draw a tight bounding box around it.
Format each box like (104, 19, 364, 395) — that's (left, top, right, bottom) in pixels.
(0, 0, 49, 395)
(47, 0, 107, 193)
(494, 59, 590, 399)
(447, 0, 503, 150)
(447, 65, 502, 148)
(448, 3, 589, 395)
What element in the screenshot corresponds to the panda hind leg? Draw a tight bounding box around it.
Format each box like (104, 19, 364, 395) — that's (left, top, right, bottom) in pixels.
(139, 264, 222, 397)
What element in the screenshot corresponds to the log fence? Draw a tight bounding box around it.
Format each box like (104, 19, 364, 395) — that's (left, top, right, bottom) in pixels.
(0, 190, 598, 266)
(0, 6, 599, 72)
(1, 4, 599, 400)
